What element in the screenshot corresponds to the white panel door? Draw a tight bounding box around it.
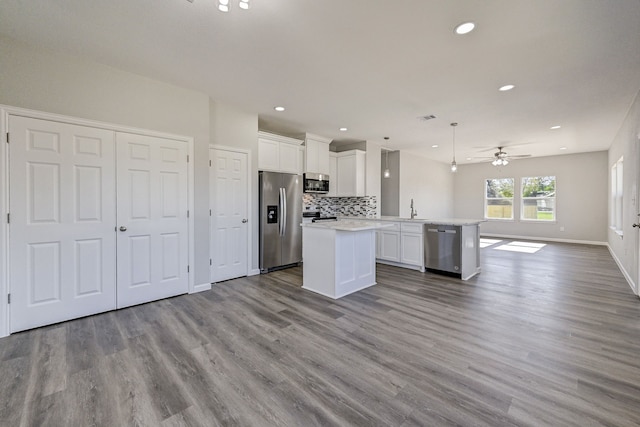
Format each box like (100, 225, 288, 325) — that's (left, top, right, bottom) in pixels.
(210, 148, 248, 282)
(9, 116, 116, 332)
(116, 133, 189, 308)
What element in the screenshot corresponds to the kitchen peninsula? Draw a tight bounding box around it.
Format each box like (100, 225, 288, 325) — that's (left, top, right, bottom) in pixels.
(301, 220, 392, 299)
(344, 217, 484, 280)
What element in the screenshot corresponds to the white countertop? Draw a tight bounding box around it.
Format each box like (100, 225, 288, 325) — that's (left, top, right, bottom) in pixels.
(339, 216, 485, 226)
(301, 220, 395, 231)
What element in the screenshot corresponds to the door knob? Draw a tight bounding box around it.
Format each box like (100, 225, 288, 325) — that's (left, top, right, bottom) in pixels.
(242, 219, 248, 223)
(119, 226, 127, 232)
(633, 223, 640, 228)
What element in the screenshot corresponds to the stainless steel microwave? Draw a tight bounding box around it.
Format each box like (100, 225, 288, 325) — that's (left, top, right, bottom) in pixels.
(303, 173, 330, 193)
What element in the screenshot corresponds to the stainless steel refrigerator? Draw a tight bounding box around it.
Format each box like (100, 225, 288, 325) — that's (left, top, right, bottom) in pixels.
(259, 171, 303, 272)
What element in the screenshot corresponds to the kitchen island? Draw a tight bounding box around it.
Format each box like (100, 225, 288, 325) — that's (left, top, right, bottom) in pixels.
(301, 220, 392, 299)
(342, 216, 484, 280)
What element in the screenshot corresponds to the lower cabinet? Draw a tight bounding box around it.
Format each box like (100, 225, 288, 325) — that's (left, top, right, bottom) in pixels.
(377, 229, 401, 262)
(400, 222, 423, 268)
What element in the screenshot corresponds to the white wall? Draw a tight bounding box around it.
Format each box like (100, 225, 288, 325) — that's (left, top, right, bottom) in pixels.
(453, 151, 608, 243)
(0, 36, 212, 286)
(209, 100, 259, 272)
(399, 151, 454, 219)
(607, 90, 640, 294)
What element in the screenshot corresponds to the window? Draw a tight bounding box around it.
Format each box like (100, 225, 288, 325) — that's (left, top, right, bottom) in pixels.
(485, 178, 514, 219)
(611, 157, 623, 234)
(521, 176, 556, 221)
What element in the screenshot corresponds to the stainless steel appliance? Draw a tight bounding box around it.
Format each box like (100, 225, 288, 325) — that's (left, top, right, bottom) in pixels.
(303, 173, 330, 193)
(259, 171, 303, 272)
(424, 224, 462, 276)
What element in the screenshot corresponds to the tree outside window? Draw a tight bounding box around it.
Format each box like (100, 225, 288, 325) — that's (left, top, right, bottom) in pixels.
(485, 178, 514, 219)
(521, 176, 556, 221)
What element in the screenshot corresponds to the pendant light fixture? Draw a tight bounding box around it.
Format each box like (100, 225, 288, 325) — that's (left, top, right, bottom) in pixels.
(383, 150, 391, 178)
(450, 122, 458, 173)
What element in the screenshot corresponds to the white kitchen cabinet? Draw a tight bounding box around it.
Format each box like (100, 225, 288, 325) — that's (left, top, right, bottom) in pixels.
(400, 222, 424, 267)
(379, 230, 401, 262)
(336, 149, 366, 197)
(258, 131, 304, 174)
(376, 221, 401, 262)
(305, 133, 331, 175)
(328, 152, 337, 197)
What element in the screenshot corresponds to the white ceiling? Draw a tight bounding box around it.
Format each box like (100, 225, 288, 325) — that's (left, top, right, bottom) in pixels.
(1, 0, 639, 164)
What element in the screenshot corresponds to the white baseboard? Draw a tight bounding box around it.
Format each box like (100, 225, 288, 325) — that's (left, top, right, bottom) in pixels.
(248, 268, 261, 276)
(191, 282, 212, 294)
(480, 233, 607, 246)
(607, 244, 638, 296)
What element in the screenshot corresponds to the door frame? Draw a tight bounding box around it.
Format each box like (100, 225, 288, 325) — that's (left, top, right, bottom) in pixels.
(0, 105, 196, 337)
(209, 144, 253, 282)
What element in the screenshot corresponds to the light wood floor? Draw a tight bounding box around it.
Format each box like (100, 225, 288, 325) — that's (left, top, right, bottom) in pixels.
(1, 239, 639, 426)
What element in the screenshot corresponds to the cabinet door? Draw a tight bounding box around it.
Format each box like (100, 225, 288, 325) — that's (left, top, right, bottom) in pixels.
(305, 139, 319, 173)
(258, 138, 279, 171)
(279, 142, 300, 174)
(401, 232, 423, 266)
(337, 154, 356, 196)
(379, 231, 401, 262)
(317, 142, 330, 175)
(328, 153, 337, 197)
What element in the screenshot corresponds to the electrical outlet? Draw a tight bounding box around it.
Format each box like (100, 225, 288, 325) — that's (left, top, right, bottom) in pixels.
(559, 226, 565, 232)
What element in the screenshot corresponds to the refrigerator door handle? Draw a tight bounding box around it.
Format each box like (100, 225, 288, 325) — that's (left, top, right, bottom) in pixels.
(278, 188, 284, 236)
(282, 187, 287, 236)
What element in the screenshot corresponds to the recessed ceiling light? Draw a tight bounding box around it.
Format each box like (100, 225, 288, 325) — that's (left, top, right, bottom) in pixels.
(274, 106, 285, 112)
(432, 144, 439, 148)
(499, 84, 515, 91)
(466, 157, 473, 161)
(455, 22, 475, 35)
(560, 147, 567, 150)
(550, 125, 561, 130)
(339, 127, 348, 132)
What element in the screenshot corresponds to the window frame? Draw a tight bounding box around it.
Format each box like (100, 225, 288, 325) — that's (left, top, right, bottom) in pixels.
(610, 157, 623, 236)
(484, 177, 515, 221)
(520, 176, 557, 222)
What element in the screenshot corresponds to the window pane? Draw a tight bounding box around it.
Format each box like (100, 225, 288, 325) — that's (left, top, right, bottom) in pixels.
(522, 176, 555, 197)
(486, 178, 514, 198)
(486, 199, 513, 219)
(522, 198, 555, 220)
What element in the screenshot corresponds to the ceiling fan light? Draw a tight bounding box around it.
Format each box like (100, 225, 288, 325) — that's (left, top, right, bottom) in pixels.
(218, 3, 229, 12)
(451, 161, 457, 173)
(383, 168, 390, 178)
(502, 159, 509, 166)
(239, 0, 250, 10)
(492, 159, 499, 166)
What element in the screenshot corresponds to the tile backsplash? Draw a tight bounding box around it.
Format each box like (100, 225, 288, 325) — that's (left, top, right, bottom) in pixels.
(303, 194, 377, 217)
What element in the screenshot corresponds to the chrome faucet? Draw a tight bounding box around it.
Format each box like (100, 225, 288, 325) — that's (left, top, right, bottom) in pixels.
(410, 198, 417, 219)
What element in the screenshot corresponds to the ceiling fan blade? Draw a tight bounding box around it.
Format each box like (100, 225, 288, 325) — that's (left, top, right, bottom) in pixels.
(508, 154, 532, 158)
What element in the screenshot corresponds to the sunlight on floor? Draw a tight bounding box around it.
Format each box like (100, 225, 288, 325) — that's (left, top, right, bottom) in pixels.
(494, 241, 547, 253)
(480, 238, 502, 248)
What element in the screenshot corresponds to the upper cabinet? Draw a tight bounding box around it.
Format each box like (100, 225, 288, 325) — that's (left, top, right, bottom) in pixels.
(336, 149, 366, 197)
(328, 152, 338, 197)
(258, 131, 304, 174)
(304, 133, 332, 176)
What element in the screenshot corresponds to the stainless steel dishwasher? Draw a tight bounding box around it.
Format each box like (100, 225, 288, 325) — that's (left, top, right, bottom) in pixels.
(424, 224, 461, 275)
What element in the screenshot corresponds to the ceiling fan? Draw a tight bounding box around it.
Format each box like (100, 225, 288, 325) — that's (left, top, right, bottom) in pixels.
(474, 146, 532, 166)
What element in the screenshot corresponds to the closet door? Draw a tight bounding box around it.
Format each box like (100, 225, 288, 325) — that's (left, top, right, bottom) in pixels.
(115, 133, 189, 308)
(9, 116, 116, 332)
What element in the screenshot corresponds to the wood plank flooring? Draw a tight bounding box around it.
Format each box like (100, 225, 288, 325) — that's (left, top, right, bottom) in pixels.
(1, 239, 640, 426)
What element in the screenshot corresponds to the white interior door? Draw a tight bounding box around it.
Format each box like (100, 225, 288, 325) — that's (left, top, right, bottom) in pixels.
(9, 116, 117, 332)
(210, 148, 248, 282)
(116, 133, 189, 308)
